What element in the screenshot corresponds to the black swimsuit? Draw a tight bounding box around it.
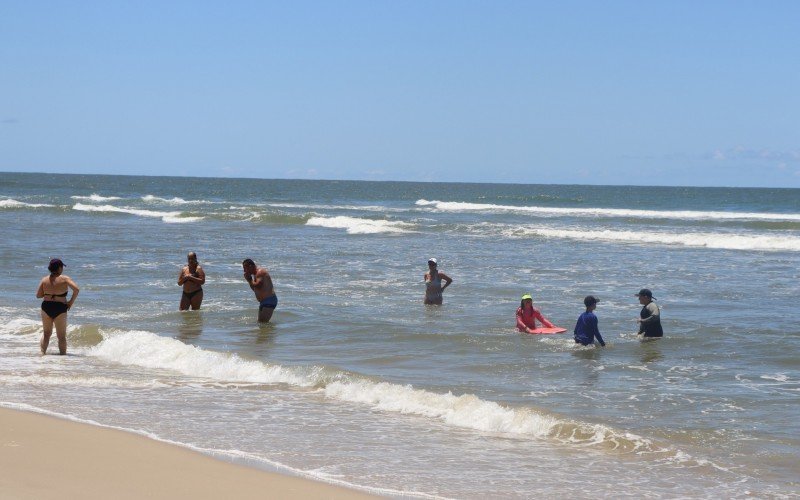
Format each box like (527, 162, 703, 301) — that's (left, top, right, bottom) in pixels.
(182, 288, 202, 300)
(41, 291, 68, 319)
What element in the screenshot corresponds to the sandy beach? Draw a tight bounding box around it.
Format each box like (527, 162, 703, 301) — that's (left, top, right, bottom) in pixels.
(0, 407, 377, 499)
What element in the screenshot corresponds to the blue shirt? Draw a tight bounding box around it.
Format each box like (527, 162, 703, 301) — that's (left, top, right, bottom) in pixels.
(574, 311, 605, 346)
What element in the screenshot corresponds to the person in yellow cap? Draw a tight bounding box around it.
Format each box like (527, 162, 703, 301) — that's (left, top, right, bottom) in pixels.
(516, 293, 555, 333)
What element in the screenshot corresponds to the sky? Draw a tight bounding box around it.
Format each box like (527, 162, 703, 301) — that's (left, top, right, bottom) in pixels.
(1, 1, 799, 187)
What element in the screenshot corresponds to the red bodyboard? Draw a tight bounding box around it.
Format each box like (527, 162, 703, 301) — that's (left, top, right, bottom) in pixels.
(526, 327, 567, 335)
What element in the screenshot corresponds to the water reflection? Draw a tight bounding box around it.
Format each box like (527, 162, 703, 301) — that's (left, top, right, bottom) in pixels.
(639, 339, 663, 364)
(177, 311, 204, 341)
(571, 344, 604, 385)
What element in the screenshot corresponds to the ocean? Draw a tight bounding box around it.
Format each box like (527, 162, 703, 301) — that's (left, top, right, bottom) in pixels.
(1, 172, 798, 498)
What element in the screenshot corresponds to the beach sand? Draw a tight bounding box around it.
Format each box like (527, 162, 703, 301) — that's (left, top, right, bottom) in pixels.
(0, 407, 378, 499)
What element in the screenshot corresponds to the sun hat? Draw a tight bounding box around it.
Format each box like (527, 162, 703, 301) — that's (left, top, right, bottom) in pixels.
(428, 258, 437, 265)
(521, 293, 532, 301)
(635, 288, 655, 299)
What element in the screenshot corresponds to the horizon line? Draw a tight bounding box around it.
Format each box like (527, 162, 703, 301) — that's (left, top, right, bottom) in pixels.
(1, 169, 797, 191)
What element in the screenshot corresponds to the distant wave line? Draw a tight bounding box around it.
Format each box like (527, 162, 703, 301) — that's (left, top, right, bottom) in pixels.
(306, 215, 414, 234)
(72, 203, 203, 223)
(416, 199, 800, 222)
(71, 194, 122, 202)
(0, 198, 56, 208)
(504, 226, 800, 252)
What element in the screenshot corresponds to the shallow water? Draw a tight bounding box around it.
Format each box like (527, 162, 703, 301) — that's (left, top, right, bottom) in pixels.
(1, 173, 799, 498)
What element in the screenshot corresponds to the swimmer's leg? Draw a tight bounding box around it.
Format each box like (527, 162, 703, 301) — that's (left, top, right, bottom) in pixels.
(190, 290, 203, 310)
(40, 310, 53, 355)
(258, 306, 274, 323)
(54, 312, 68, 355)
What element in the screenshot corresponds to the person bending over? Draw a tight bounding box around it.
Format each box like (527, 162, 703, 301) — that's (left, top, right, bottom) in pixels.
(243, 258, 277, 323)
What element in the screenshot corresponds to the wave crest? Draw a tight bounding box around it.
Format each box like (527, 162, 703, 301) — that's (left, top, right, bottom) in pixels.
(306, 216, 413, 234)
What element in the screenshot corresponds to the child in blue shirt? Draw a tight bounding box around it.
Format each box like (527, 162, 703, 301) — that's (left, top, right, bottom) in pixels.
(574, 295, 606, 347)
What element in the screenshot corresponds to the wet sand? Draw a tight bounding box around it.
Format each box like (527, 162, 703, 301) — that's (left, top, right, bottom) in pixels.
(0, 407, 378, 499)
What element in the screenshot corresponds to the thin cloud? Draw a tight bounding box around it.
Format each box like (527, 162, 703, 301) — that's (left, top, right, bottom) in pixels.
(706, 147, 800, 163)
(2, 118, 19, 124)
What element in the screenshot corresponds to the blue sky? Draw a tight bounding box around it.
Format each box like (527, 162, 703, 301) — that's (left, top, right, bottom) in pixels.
(1, 1, 798, 187)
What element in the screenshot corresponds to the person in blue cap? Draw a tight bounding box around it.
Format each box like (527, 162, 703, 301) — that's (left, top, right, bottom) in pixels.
(636, 288, 663, 338)
(574, 295, 605, 347)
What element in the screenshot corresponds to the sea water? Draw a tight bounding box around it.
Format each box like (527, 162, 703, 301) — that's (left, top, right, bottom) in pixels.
(1, 172, 798, 498)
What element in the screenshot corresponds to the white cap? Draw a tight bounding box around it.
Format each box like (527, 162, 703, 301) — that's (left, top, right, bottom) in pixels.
(428, 257, 437, 264)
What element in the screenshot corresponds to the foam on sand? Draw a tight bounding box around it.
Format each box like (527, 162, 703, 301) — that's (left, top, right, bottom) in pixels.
(306, 216, 413, 234)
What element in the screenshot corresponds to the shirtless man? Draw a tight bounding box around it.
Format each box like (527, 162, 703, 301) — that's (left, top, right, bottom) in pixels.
(242, 258, 277, 323)
(36, 258, 79, 355)
(178, 252, 206, 310)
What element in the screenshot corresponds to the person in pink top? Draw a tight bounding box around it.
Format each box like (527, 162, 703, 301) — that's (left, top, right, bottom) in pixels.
(516, 293, 555, 333)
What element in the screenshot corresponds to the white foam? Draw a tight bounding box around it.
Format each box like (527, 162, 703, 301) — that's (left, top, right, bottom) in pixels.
(416, 199, 800, 222)
(89, 330, 317, 386)
(72, 203, 203, 223)
(0, 374, 168, 389)
(0, 198, 54, 208)
(505, 226, 800, 252)
(142, 195, 211, 205)
(268, 202, 405, 213)
(88, 330, 658, 453)
(70, 194, 121, 202)
(306, 216, 413, 234)
(0, 317, 42, 336)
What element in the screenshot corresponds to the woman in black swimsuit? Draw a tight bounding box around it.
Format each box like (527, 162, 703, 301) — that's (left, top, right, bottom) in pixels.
(36, 258, 79, 355)
(178, 252, 205, 310)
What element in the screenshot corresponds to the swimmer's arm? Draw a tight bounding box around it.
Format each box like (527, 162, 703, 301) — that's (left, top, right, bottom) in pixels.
(536, 310, 555, 328)
(36, 281, 44, 299)
(516, 310, 531, 332)
(590, 315, 605, 346)
(194, 267, 206, 285)
(65, 277, 80, 308)
(639, 303, 660, 324)
(245, 270, 263, 289)
(439, 272, 453, 289)
(182, 267, 205, 285)
(178, 267, 187, 285)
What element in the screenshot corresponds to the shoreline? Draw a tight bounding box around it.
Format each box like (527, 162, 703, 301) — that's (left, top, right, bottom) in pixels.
(0, 407, 379, 499)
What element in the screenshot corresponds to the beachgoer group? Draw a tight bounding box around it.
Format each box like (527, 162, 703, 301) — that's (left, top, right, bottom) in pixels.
(36, 253, 662, 354)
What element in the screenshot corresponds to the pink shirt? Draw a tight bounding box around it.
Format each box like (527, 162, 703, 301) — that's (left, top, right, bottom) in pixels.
(516, 306, 554, 331)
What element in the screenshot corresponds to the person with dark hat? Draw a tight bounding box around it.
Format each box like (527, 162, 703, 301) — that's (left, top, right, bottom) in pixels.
(574, 295, 605, 346)
(635, 288, 663, 338)
(35, 258, 80, 355)
(424, 258, 452, 305)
